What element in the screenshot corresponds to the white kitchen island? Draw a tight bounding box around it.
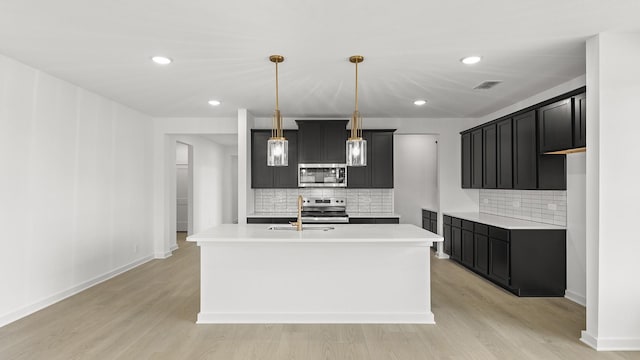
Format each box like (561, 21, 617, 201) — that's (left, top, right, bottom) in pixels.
(187, 223, 443, 324)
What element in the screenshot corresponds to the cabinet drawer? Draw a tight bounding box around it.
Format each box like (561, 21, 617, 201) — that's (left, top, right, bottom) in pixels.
(474, 223, 489, 236)
(443, 215, 452, 225)
(462, 220, 474, 231)
(489, 226, 510, 242)
(452, 218, 462, 228)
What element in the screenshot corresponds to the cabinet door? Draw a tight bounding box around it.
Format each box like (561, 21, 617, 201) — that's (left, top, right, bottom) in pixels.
(496, 119, 513, 189)
(297, 121, 324, 163)
(513, 111, 537, 189)
(348, 218, 376, 224)
(273, 130, 298, 188)
(324, 121, 348, 163)
(474, 233, 489, 274)
(251, 130, 275, 188)
(489, 238, 510, 285)
(347, 130, 371, 188)
(461, 133, 472, 188)
(483, 124, 497, 188)
(375, 218, 399, 224)
(461, 229, 474, 267)
(371, 132, 394, 188)
(443, 224, 452, 255)
(539, 99, 573, 153)
(573, 93, 586, 148)
(451, 226, 462, 261)
(538, 154, 566, 190)
(471, 129, 483, 188)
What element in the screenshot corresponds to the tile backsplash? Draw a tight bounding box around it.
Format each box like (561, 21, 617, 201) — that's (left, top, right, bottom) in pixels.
(254, 188, 394, 214)
(479, 189, 567, 226)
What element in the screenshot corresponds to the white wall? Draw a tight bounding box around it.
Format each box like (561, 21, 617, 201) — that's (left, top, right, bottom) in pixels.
(394, 134, 438, 227)
(176, 142, 189, 232)
(582, 32, 640, 351)
(0, 53, 153, 327)
(152, 117, 237, 257)
(566, 153, 586, 305)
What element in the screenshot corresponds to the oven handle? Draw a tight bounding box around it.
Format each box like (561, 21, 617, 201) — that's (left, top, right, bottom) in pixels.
(301, 217, 349, 224)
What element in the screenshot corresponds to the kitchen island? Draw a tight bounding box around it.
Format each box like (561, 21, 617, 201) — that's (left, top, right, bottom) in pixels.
(187, 224, 443, 324)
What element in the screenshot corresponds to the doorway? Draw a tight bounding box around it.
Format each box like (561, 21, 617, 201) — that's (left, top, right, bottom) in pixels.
(176, 141, 193, 248)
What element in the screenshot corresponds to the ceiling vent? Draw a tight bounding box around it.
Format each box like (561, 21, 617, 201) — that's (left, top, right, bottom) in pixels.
(474, 80, 502, 90)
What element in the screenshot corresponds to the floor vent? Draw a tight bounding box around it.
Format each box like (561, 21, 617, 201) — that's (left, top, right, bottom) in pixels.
(474, 80, 502, 90)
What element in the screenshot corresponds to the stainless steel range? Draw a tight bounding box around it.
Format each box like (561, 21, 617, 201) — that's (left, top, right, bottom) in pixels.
(301, 197, 348, 223)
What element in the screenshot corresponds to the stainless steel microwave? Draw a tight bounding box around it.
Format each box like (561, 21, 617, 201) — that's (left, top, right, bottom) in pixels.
(298, 164, 347, 187)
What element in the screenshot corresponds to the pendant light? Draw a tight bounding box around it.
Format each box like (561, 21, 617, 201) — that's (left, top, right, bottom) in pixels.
(346, 55, 367, 167)
(267, 54, 288, 166)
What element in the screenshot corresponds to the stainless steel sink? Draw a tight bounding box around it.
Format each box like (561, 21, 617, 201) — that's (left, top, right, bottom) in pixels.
(267, 225, 335, 231)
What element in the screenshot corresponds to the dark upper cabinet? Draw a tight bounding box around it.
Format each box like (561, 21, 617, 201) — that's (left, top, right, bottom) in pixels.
(251, 130, 298, 188)
(251, 130, 274, 188)
(471, 129, 483, 188)
(483, 124, 497, 189)
(513, 111, 538, 189)
(537, 154, 566, 190)
(573, 93, 586, 148)
(273, 130, 298, 188)
(461, 132, 472, 188)
(496, 118, 513, 189)
(370, 131, 394, 188)
(347, 130, 395, 189)
(297, 120, 348, 163)
(539, 99, 573, 153)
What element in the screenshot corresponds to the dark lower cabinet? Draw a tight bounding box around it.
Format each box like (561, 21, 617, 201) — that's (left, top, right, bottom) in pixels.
(444, 214, 566, 297)
(461, 229, 474, 268)
(451, 226, 462, 262)
(247, 217, 297, 224)
(349, 217, 399, 224)
(443, 223, 452, 254)
(489, 238, 510, 286)
(474, 234, 489, 274)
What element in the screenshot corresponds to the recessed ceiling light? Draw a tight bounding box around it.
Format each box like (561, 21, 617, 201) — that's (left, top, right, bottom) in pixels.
(461, 56, 482, 65)
(413, 100, 427, 106)
(151, 56, 172, 65)
(208, 100, 221, 106)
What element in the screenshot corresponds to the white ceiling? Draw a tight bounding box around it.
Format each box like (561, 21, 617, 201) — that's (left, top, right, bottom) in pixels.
(1, 0, 638, 119)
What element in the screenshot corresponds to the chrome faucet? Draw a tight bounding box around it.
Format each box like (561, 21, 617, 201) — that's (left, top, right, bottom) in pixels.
(290, 195, 303, 231)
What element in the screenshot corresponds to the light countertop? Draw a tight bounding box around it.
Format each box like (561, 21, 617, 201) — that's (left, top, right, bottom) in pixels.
(444, 212, 566, 230)
(188, 224, 442, 244)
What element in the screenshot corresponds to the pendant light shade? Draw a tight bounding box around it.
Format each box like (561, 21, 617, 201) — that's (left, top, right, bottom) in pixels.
(267, 55, 288, 167)
(346, 55, 367, 167)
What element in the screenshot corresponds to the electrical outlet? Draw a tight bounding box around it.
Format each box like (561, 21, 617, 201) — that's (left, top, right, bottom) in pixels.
(512, 200, 520, 208)
(547, 203, 557, 211)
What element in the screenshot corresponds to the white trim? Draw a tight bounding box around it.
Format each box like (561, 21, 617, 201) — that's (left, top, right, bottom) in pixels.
(154, 251, 173, 259)
(197, 311, 435, 324)
(581, 331, 640, 351)
(170, 244, 179, 252)
(436, 252, 450, 259)
(565, 290, 586, 307)
(0, 255, 153, 328)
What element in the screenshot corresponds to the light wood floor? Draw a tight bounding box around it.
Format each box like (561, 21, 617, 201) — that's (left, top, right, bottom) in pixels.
(1, 233, 638, 360)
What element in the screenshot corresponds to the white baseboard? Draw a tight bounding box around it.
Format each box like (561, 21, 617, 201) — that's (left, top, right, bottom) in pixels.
(170, 244, 179, 252)
(436, 252, 450, 259)
(581, 331, 640, 351)
(0, 255, 153, 328)
(197, 311, 435, 324)
(154, 250, 173, 259)
(565, 290, 586, 306)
